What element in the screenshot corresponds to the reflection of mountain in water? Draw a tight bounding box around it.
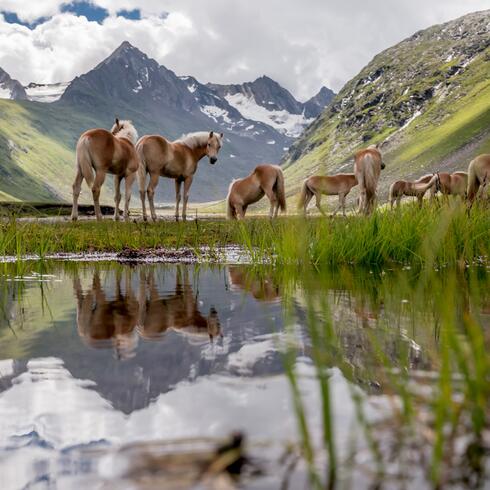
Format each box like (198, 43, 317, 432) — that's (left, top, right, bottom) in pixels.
(0, 265, 287, 414)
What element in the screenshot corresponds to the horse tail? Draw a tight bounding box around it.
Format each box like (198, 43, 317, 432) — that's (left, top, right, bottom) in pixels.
(76, 136, 94, 187)
(467, 158, 480, 205)
(226, 181, 237, 220)
(362, 155, 378, 212)
(136, 139, 147, 194)
(388, 181, 396, 204)
(274, 166, 287, 212)
(298, 179, 313, 211)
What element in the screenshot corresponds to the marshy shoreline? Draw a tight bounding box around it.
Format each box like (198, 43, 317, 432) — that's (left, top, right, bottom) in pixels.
(0, 202, 488, 267)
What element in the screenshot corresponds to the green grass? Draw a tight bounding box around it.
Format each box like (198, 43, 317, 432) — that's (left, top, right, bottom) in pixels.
(279, 263, 490, 488)
(0, 201, 488, 267)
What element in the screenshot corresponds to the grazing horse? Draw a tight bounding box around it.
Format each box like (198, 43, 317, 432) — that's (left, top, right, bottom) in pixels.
(467, 154, 490, 205)
(137, 131, 223, 221)
(388, 173, 440, 209)
(353, 144, 385, 215)
(433, 171, 468, 199)
(226, 164, 286, 219)
(71, 118, 139, 221)
(297, 173, 358, 216)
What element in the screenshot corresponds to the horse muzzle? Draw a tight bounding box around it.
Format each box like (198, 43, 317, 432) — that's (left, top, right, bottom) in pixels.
(209, 157, 218, 165)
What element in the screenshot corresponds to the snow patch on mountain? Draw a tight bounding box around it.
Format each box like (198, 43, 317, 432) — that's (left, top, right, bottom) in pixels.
(25, 82, 69, 103)
(224, 93, 314, 137)
(200, 105, 232, 124)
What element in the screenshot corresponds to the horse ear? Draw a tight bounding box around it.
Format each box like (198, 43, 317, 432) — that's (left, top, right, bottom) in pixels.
(115, 117, 120, 126)
(209, 131, 214, 138)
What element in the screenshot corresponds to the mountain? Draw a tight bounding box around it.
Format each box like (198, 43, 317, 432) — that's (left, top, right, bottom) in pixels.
(207, 76, 333, 137)
(283, 9, 490, 200)
(303, 86, 335, 119)
(0, 68, 27, 100)
(0, 42, 334, 203)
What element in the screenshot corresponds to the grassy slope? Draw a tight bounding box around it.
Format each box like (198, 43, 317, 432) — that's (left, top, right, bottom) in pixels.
(0, 99, 118, 203)
(282, 11, 490, 203)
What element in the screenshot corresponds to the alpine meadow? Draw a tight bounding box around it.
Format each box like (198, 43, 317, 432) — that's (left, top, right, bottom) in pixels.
(0, 4, 489, 490)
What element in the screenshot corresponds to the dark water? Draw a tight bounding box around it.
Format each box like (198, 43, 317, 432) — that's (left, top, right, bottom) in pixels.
(0, 261, 488, 489)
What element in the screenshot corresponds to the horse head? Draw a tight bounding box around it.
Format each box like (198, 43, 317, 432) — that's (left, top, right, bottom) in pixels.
(110, 118, 138, 145)
(206, 131, 224, 164)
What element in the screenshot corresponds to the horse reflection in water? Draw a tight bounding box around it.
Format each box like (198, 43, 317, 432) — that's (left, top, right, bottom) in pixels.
(73, 267, 221, 359)
(228, 266, 281, 302)
(74, 270, 140, 359)
(137, 267, 222, 342)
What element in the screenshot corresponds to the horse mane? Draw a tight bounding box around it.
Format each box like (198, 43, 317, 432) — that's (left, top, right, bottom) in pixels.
(176, 131, 221, 150)
(114, 120, 138, 145)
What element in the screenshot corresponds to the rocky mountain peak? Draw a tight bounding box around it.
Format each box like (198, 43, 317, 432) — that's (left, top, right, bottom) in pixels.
(0, 67, 28, 100)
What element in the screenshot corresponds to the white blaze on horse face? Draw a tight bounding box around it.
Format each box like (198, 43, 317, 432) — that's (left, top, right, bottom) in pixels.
(207, 132, 223, 164)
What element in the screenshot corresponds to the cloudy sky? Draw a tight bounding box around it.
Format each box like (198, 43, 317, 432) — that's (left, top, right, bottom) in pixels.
(0, 0, 488, 100)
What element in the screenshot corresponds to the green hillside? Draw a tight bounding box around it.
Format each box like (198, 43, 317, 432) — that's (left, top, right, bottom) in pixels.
(0, 99, 113, 203)
(283, 10, 490, 199)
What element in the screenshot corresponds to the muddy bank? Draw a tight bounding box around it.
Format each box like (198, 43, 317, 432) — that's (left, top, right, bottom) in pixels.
(0, 245, 254, 265)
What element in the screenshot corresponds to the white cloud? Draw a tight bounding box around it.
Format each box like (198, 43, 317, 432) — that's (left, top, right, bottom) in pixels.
(0, 1, 488, 98)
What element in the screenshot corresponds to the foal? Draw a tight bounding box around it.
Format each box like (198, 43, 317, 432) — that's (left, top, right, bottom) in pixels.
(227, 164, 286, 219)
(298, 174, 358, 216)
(388, 174, 439, 209)
(71, 118, 139, 221)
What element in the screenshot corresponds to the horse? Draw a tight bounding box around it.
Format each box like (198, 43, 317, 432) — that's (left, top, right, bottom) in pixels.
(388, 173, 440, 209)
(433, 171, 468, 200)
(226, 164, 286, 219)
(137, 267, 222, 342)
(297, 173, 358, 216)
(73, 270, 140, 359)
(467, 154, 490, 205)
(353, 144, 385, 215)
(137, 131, 223, 221)
(71, 118, 139, 221)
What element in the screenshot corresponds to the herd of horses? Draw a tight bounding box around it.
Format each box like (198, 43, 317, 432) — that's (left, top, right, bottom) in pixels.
(70, 118, 490, 221)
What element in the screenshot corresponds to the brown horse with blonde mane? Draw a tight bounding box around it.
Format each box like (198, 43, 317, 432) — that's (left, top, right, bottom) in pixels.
(226, 164, 286, 219)
(353, 144, 385, 215)
(298, 173, 358, 216)
(434, 171, 468, 200)
(71, 118, 139, 221)
(137, 131, 223, 221)
(388, 173, 440, 209)
(467, 154, 490, 205)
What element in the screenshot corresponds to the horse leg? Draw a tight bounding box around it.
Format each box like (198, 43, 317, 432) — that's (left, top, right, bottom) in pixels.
(174, 179, 182, 221)
(332, 193, 345, 217)
(396, 196, 402, 209)
(71, 168, 83, 221)
(182, 176, 193, 221)
(124, 172, 136, 222)
(303, 191, 313, 216)
(92, 170, 106, 221)
(358, 189, 366, 214)
(113, 175, 122, 221)
(146, 173, 159, 222)
(315, 193, 326, 216)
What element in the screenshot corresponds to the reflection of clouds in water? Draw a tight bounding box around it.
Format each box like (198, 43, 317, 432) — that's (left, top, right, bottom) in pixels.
(0, 355, 379, 488)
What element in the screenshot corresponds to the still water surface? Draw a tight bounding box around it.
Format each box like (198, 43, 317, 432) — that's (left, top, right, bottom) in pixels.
(0, 261, 488, 488)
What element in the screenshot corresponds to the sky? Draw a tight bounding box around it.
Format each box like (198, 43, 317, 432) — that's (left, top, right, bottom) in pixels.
(0, 0, 488, 100)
